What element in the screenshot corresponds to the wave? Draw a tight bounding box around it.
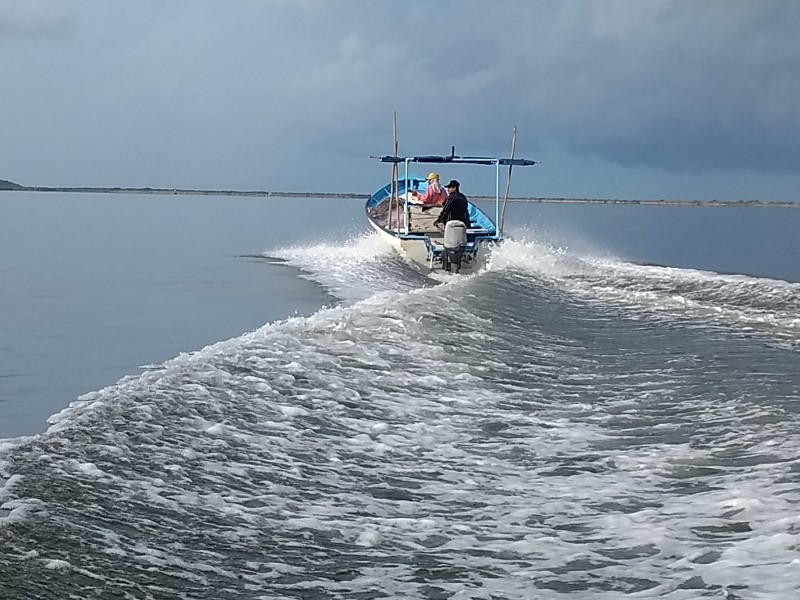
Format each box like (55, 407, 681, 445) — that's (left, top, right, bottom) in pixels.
(266, 230, 800, 347)
(3, 227, 800, 598)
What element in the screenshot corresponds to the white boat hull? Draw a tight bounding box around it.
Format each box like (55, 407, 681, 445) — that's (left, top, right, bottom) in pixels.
(366, 210, 484, 273)
(366, 217, 436, 268)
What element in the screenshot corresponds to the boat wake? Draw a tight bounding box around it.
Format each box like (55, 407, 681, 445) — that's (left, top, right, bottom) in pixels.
(4, 169, 800, 597)
(265, 232, 430, 303)
(2, 223, 800, 598)
(267, 227, 800, 351)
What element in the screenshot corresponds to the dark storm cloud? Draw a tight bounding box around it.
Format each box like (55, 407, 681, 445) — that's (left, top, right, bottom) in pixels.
(0, 1, 73, 39)
(551, 2, 800, 175)
(404, 1, 800, 175)
(0, 0, 798, 200)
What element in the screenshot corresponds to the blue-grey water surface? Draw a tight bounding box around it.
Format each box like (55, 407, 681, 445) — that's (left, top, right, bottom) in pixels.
(1, 191, 799, 599)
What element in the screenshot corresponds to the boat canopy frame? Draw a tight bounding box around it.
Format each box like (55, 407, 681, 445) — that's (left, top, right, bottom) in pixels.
(371, 150, 537, 235)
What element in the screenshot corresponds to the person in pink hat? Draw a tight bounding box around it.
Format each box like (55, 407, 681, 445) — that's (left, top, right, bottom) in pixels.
(411, 172, 447, 207)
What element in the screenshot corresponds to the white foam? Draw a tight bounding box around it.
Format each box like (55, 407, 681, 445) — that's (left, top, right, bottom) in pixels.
(355, 527, 382, 547)
(268, 232, 411, 302)
(2, 225, 799, 597)
(43, 559, 71, 570)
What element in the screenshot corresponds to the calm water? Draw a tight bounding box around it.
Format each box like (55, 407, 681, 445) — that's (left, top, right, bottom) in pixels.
(0, 193, 347, 438)
(1, 192, 799, 598)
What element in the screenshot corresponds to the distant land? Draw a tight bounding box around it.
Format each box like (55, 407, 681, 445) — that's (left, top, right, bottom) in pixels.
(0, 179, 24, 190)
(1, 178, 797, 207)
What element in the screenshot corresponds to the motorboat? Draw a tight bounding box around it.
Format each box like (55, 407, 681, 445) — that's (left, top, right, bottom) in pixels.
(366, 149, 537, 272)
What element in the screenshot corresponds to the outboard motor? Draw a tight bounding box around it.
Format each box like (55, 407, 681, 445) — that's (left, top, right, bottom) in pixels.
(442, 220, 467, 273)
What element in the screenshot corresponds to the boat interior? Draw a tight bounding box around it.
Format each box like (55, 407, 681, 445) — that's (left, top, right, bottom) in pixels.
(368, 200, 445, 236)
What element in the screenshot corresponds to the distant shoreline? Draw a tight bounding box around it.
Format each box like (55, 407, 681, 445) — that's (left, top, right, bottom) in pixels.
(1, 182, 797, 208)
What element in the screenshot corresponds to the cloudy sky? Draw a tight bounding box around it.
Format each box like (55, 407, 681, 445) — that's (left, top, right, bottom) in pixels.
(1, 0, 799, 201)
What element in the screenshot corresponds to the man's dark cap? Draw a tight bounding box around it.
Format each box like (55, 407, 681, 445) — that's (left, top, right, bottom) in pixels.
(445, 180, 460, 189)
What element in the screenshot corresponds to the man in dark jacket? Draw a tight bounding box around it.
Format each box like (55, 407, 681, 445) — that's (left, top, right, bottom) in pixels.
(434, 180, 471, 228)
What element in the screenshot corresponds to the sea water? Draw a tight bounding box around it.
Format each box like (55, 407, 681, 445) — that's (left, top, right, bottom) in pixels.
(0, 192, 345, 438)
(1, 192, 799, 598)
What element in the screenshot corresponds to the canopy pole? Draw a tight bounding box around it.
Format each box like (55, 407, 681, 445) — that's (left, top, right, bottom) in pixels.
(500, 126, 517, 236)
(404, 159, 410, 233)
(495, 160, 500, 235)
(390, 112, 400, 230)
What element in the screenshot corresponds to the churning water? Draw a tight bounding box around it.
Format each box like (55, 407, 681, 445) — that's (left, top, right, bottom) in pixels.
(2, 222, 799, 598)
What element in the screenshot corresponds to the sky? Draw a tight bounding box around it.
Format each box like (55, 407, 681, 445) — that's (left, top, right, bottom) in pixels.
(1, 0, 799, 202)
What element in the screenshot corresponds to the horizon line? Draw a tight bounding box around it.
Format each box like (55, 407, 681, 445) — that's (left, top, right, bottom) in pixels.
(1, 184, 797, 207)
